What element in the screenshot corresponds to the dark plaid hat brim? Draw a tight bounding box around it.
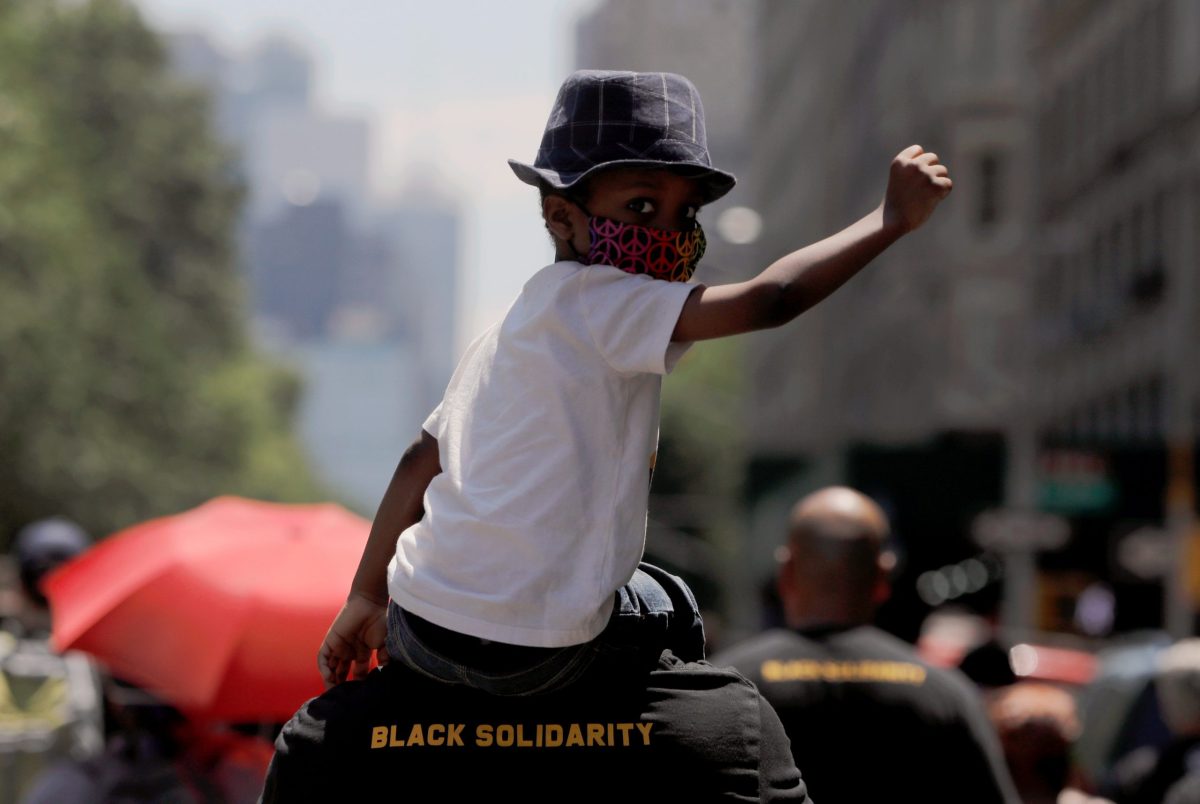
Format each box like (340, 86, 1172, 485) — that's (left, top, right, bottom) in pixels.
(509, 70, 737, 205)
(507, 158, 736, 205)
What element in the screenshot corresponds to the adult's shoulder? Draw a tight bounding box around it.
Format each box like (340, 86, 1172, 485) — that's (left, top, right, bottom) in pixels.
(645, 650, 809, 802)
(648, 647, 767, 694)
(272, 665, 402, 754)
(261, 664, 425, 801)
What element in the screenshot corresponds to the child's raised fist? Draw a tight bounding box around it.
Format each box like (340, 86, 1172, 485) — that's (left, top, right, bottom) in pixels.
(882, 144, 953, 235)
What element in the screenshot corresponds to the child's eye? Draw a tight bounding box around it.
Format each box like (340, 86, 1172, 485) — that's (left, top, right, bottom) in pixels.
(627, 199, 656, 214)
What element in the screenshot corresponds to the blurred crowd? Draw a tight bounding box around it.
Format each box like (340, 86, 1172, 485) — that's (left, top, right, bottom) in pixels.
(5, 501, 1200, 803)
(0, 520, 275, 804)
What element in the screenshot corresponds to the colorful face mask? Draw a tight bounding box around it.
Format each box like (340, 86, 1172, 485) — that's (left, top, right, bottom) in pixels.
(582, 216, 706, 283)
(567, 197, 706, 282)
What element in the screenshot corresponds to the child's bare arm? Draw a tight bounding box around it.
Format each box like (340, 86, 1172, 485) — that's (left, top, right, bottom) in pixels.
(672, 145, 952, 342)
(349, 429, 441, 604)
(318, 430, 441, 687)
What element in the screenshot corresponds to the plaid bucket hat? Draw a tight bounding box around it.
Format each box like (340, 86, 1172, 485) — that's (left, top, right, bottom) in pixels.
(508, 70, 736, 205)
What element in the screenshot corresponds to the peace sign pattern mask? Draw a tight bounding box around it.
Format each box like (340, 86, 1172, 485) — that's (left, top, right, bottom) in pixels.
(569, 202, 706, 283)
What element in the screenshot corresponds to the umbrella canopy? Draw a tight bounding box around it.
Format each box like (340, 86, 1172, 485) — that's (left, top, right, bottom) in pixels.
(44, 496, 370, 722)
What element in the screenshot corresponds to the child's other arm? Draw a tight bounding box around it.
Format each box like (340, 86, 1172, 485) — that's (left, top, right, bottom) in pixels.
(672, 144, 952, 342)
(350, 429, 441, 604)
(318, 430, 441, 687)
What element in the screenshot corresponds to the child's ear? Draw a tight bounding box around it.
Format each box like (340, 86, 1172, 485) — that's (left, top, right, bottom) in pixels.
(543, 195, 576, 243)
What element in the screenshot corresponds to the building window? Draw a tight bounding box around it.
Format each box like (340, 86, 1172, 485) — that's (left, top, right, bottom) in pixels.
(1131, 191, 1168, 304)
(1145, 376, 1164, 438)
(1151, 190, 1167, 262)
(1150, 0, 1168, 109)
(1118, 29, 1136, 138)
(1130, 203, 1145, 271)
(1082, 69, 1098, 159)
(1039, 99, 1056, 168)
(1107, 221, 1123, 317)
(1138, 8, 1159, 118)
(976, 150, 1004, 232)
(1126, 385, 1141, 442)
(1098, 46, 1113, 146)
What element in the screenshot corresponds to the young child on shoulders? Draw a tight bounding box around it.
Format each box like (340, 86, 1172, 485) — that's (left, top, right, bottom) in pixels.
(318, 69, 953, 688)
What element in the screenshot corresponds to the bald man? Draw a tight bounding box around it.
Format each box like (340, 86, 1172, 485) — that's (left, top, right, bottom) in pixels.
(713, 487, 1018, 804)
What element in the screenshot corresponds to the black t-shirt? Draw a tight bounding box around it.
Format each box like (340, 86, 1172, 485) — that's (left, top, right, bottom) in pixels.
(260, 649, 808, 803)
(713, 625, 1019, 804)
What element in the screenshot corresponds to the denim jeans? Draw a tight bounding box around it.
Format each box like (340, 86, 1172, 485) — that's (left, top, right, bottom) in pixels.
(385, 562, 705, 697)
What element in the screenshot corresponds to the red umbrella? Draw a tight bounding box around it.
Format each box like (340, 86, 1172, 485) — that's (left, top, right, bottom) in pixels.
(43, 496, 370, 722)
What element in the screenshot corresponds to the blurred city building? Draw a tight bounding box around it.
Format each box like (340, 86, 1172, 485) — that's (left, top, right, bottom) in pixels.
(292, 340, 422, 514)
(226, 38, 368, 224)
(371, 193, 460, 415)
(739, 0, 1199, 640)
(1028, 0, 1200, 634)
(741, 0, 1036, 637)
(247, 200, 349, 341)
(163, 30, 461, 509)
(244, 107, 369, 225)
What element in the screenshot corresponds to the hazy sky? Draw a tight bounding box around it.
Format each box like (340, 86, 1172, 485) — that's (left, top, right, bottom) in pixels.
(135, 0, 600, 348)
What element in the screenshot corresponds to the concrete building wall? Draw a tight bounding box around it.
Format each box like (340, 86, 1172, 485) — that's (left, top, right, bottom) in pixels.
(1030, 0, 1200, 444)
(735, 1, 1037, 634)
(746, 0, 1035, 458)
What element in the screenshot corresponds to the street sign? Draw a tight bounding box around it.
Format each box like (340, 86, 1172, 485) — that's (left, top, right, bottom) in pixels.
(1115, 525, 1169, 581)
(1037, 449, 1117, 514)
(971, 508, 1071, 552)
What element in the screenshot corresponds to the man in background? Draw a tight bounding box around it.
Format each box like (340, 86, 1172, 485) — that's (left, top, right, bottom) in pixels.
(0, 518, 103, 804)
(1108, 639, 1200, 804)
(713, 486, 1018, 803)
(987, 682, 1086, 803)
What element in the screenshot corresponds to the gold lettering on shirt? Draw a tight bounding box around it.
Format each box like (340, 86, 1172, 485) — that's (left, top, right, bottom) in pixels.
(367, 721, 654, 749)
(760, 659, 927, 685)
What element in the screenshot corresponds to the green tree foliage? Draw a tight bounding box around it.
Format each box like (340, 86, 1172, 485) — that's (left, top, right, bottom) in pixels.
(0, 0, 324, 544)
(651, 336, 747, 613)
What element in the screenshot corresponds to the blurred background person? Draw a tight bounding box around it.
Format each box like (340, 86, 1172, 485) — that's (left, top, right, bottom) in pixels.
(4, 518, 91, 637)
(0, 519, 103, 804)
(713, 486, 1019, 803)
(986, 682, 1102, 804)
(1164, 775, 1200, 804)
(1106, 639, 1200, 804)
(21, 677, 274, 804)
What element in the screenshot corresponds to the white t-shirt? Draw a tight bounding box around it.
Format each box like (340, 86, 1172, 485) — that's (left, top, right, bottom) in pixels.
(387, 260, 695, 647)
